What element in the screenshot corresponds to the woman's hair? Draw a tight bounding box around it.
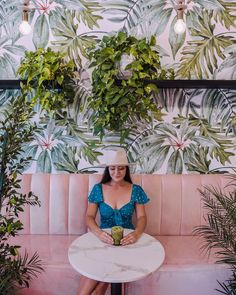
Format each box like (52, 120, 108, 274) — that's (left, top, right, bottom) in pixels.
(100, 166, 133, 184)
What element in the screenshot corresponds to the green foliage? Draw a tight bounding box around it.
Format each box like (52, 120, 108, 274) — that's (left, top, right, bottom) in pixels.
(0, 96, 43, 294)
(194, 174, 236, 294)
(17, 47, 75, 112)
(88, 31, 175, 140)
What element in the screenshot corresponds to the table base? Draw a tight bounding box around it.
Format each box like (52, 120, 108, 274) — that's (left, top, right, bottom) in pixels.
(111, 283, 122, 295)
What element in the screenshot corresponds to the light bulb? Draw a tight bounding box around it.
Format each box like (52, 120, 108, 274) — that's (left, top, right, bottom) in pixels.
(174, 19, 186, 34)
(19, 20, 32, 35)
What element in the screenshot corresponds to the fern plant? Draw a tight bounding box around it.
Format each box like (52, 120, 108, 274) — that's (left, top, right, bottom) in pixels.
(0, 95, 43, 295)
(194, 174, 236, 294)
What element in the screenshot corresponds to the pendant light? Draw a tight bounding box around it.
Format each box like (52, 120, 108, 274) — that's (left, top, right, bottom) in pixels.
(174, 0, 187, 34)
(19, 1, 32, 35)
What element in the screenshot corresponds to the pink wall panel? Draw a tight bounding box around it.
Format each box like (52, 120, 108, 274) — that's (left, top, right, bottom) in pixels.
(160, 175, 182, 235)
(18, 174, 31, 234)
(30, 174, 50, 234)
(200, 175, 222, 227)
(132, 174, 142, 185)
(50, 174, 69, 234)
(89, 174, 102, 191)
(181, 175, 202, 235)
(68, 174, 88, 235)
(220, 175, 234, 195)
(89, 174, 102, 225)
(142, 175, 162, 236)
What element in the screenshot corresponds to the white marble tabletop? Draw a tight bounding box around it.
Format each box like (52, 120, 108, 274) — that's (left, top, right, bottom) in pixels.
(68, 229, 165, 283)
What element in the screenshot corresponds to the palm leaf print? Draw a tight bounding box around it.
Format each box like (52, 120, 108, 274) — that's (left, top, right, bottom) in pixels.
(0, 2, 26, 78)
(217, 44, 236, 79)
(142, 0, 172, 36)
(75, 0, 103, 29)
(33, 13, 50, 49)
(201, 89, 236, 134)
(178, 11, 235, 79)
(103, 0, 145, 31)
(50, 7, 98, 67)
(193, 0, 224, 10)
(212, 0, 236, 29)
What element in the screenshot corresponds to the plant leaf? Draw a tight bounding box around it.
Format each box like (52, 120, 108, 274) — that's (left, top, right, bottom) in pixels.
(36, 150, 52, 173)
(168, 16, 186, 59)
(33, 14, 50, 49)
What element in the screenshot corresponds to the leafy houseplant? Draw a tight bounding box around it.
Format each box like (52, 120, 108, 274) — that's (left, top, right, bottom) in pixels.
(0, 95, 43, 294)
(17, 47, 75, 112)
(88, 31, 175, 140)
(194, 175, 236, 294)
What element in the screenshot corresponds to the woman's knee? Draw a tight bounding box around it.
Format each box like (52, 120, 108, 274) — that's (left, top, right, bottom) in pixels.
(91, 282, 109, 295)
(77, 276, 99, 295)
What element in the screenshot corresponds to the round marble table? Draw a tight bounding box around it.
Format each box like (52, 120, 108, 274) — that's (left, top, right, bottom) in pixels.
(68, 229, 165, 295)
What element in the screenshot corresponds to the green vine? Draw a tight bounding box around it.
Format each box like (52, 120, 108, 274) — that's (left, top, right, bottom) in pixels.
(88, 31, 175, 140)
(17, 48, 75, 112)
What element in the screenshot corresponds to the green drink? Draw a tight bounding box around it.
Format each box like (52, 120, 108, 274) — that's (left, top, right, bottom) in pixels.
(111, 226, 124, 246)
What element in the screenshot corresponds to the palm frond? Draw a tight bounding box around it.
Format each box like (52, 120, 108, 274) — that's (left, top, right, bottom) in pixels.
(194, 176, 236, 266)
(193, 180, 236, 293)
(0, 249, 43, 294)
(216, 272, 236, 295)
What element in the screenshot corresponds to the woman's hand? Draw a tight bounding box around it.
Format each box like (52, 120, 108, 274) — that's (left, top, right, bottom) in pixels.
(120, 230, 141, 246)
(98, 230, 114, 245)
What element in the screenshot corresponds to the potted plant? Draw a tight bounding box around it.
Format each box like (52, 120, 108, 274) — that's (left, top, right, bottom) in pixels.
(194, 174, 236, 294)
(17, 47, 75, 112)
(87, 31, 175, 140)
(0, 95, 43, 295)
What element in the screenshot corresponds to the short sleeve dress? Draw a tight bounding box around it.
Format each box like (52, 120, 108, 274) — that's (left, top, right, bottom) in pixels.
(88, 183, 149, 229)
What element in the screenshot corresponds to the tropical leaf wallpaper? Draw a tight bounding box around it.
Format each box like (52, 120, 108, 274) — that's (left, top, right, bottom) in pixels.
(0, 0, 236, 174)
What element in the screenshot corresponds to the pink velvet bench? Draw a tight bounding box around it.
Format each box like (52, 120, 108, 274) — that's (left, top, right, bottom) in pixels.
(14, 174, 230, 295)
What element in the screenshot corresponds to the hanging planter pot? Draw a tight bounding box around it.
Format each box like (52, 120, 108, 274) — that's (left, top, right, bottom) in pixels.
(117, 53, 135, 79)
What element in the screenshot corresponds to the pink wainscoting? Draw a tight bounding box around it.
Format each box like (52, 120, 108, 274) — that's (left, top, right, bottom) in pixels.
(12, 174, 232, 295)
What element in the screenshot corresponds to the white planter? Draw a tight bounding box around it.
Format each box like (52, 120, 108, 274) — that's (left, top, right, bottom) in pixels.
(117, 54, 135, 79)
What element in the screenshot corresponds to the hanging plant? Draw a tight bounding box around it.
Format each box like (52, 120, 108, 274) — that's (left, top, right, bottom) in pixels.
(87, 31, 175, 140)
(17, 48, 75, 112)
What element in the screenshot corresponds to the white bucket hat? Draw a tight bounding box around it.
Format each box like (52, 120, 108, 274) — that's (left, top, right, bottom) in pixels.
(102, 148, 132, 166)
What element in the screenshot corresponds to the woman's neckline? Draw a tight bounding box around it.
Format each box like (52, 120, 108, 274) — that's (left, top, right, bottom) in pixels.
(99, 183, 134, 210)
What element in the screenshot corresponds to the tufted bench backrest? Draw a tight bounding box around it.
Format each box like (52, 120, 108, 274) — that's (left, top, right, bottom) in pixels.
(19, 174, 229, 236)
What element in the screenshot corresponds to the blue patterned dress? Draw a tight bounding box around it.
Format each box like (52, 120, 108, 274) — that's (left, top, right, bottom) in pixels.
(88, 183, 150, 229)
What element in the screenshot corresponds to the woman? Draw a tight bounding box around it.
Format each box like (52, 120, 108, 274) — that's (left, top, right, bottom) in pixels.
(77, 149, 149, 295)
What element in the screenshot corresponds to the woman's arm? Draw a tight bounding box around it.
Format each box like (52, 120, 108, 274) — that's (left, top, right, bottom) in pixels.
(121, 203, 147, 246)
(86, 203, 114, 244)
(134, 203, 147, 236)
